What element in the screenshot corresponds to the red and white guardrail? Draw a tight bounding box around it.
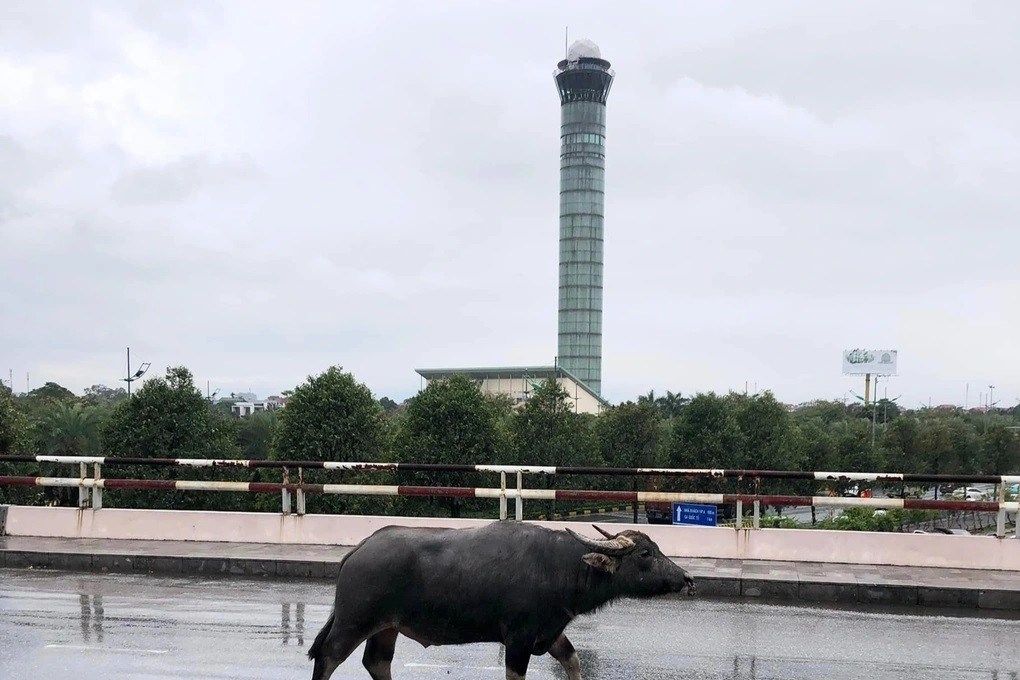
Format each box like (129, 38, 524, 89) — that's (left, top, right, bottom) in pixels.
(2, 475, 1017, 512)
(2, 455, 1017, 534)
(2, 455, 1019, 486)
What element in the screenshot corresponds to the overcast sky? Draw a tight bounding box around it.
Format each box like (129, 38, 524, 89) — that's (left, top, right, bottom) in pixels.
(2, 1, 1017, 409)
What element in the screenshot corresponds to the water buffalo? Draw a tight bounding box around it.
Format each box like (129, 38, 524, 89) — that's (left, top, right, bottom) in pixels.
(307, 521, 695, 680)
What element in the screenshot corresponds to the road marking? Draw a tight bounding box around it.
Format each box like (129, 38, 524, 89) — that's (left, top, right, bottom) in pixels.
(404, 663, 503, 670)
(45, 644, 169, 655)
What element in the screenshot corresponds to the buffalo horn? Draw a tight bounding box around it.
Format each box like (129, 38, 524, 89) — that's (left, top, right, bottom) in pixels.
(566, 528, 636, 556)
(592, 524, 615, 539)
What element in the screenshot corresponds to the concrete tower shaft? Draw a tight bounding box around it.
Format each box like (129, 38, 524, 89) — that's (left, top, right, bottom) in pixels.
(554, 41, 614, 396)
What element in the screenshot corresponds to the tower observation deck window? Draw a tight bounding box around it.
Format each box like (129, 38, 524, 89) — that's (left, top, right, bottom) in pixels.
(561, 132, 605, 146)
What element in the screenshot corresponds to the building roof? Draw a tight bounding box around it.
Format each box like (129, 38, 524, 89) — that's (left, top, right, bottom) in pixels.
(414, 365, 609, 407)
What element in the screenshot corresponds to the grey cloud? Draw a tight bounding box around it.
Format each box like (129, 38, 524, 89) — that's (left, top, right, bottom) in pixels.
(110, 154, 261, 205)
(1, 2, 1017, 406)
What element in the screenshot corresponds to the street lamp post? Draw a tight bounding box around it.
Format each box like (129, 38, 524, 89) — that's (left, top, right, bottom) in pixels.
(121, 346, 150, 397)
(849, 389, 878, 448)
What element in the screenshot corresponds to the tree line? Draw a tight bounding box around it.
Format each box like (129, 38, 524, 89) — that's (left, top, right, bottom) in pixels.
(1, 365, 1018, 520)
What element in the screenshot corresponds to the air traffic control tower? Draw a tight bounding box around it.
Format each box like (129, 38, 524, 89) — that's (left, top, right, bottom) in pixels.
(554, 39, 614, 396)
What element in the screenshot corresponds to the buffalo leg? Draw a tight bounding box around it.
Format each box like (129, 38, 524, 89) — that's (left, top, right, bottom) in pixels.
(548, 633, 582, 680)
(362, 628, 399, 680)
(310, 625, 368, 680)
(505, 640, 533, 680)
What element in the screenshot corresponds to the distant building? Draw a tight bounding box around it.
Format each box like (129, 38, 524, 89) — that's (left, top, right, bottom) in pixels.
(554, 39, 615, 396)
(228, 394, 287, 418)
(412, 40, 614, 407)
(231, 401, 269, 417)
(414, 365, 608, 415)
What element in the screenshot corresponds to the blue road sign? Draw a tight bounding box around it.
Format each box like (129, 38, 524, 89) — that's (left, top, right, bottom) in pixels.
(673, 502, 717, 527)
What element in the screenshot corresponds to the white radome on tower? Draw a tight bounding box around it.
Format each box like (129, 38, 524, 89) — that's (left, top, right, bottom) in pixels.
(567, 38, 601, 61)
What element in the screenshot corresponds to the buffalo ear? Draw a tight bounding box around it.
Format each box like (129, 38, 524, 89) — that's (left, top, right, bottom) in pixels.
(582, 552, 620, 574)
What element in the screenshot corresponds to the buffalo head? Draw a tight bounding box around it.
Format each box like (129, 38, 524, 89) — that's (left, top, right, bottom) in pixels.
(566, 525, 696, 597)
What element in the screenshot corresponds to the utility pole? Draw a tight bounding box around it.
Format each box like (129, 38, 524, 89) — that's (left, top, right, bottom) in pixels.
(870, 376, 879, 448)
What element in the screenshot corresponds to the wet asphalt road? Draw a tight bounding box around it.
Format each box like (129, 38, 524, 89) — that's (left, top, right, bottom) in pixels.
(1, 569, 1018, 680)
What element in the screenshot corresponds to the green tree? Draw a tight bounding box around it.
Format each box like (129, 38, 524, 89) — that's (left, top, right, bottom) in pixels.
(510, 378, 596, 466)
(730, 391, 804, 472)
(835, 418, 885, 475)
(0, 384, 32, 455)
(15, 381, 80, 428)
(101, 366, 241, 510)
(238, 410, 279, 460)
(793, 400, 851, 425)
(668, 393, 745, 483)
(25, 381, 77, 405)
(104, 367, 238, 460)
(881, 416, 923, 472)
(0, 384, 37, 504)
(598, 400, 664, 468)
(946, 417, 981, 475)
(510, 378, 598, 517)
(273, 366, 386, 462)
(980, 419, 1020, 475)
(794, 417, 837, 522)
(29, 402, 106, 505)
(272, 366, 388, 515)
(796, 419, 837, 472)
(638, 390, 688, 418)
(873, 397, 901, 424)
(597, 400, 664, 521)
(726, 392, 805, 514)
(35, 402, 103, 457)
(378, 396, 400, 414)
(82, 384, 128, 407)
(914, 416, 979, 478)
(392, 374, 509, 517)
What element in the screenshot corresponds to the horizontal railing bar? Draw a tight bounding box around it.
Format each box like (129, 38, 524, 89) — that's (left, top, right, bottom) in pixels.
(1, 455, 1018, 485)
(2, 475, 1017, 512)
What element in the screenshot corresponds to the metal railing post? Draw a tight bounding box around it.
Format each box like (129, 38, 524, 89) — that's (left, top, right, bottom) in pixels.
(753, 476, 761, 529)
(736, 499, 743, 530)
(499, 472, 508, 521)
(281, 467, 291, 515)
(93, 463, 103, 510)
(515, 471, 523, 521)
(78, 462, 88, 508)
(996, 481, 1006, 538)
(296, 467, 306, 516)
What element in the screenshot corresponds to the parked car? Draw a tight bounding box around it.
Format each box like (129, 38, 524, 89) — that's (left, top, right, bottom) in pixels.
(949, 487, 988, 501)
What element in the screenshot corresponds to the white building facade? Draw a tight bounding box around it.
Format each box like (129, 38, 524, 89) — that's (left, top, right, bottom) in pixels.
(414, 365, 607, 415)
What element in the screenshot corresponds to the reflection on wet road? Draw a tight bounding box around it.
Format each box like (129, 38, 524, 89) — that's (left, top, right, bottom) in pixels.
(1, 569, 1017, 679)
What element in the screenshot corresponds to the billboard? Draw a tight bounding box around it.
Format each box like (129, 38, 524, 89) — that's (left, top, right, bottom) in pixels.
(842, 349, 897, 375)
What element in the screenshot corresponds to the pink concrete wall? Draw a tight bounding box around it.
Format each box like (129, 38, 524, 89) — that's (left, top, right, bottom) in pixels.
(4, 506, 1018, 571)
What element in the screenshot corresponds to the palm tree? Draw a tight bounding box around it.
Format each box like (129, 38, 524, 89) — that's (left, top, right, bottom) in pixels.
(657, 391, 689, 418)
(31, 402, 103, 506)
(35, 402, 102, 456)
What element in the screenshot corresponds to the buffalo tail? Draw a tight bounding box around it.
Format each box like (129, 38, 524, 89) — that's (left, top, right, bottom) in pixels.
(307, 611, 335, 661)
